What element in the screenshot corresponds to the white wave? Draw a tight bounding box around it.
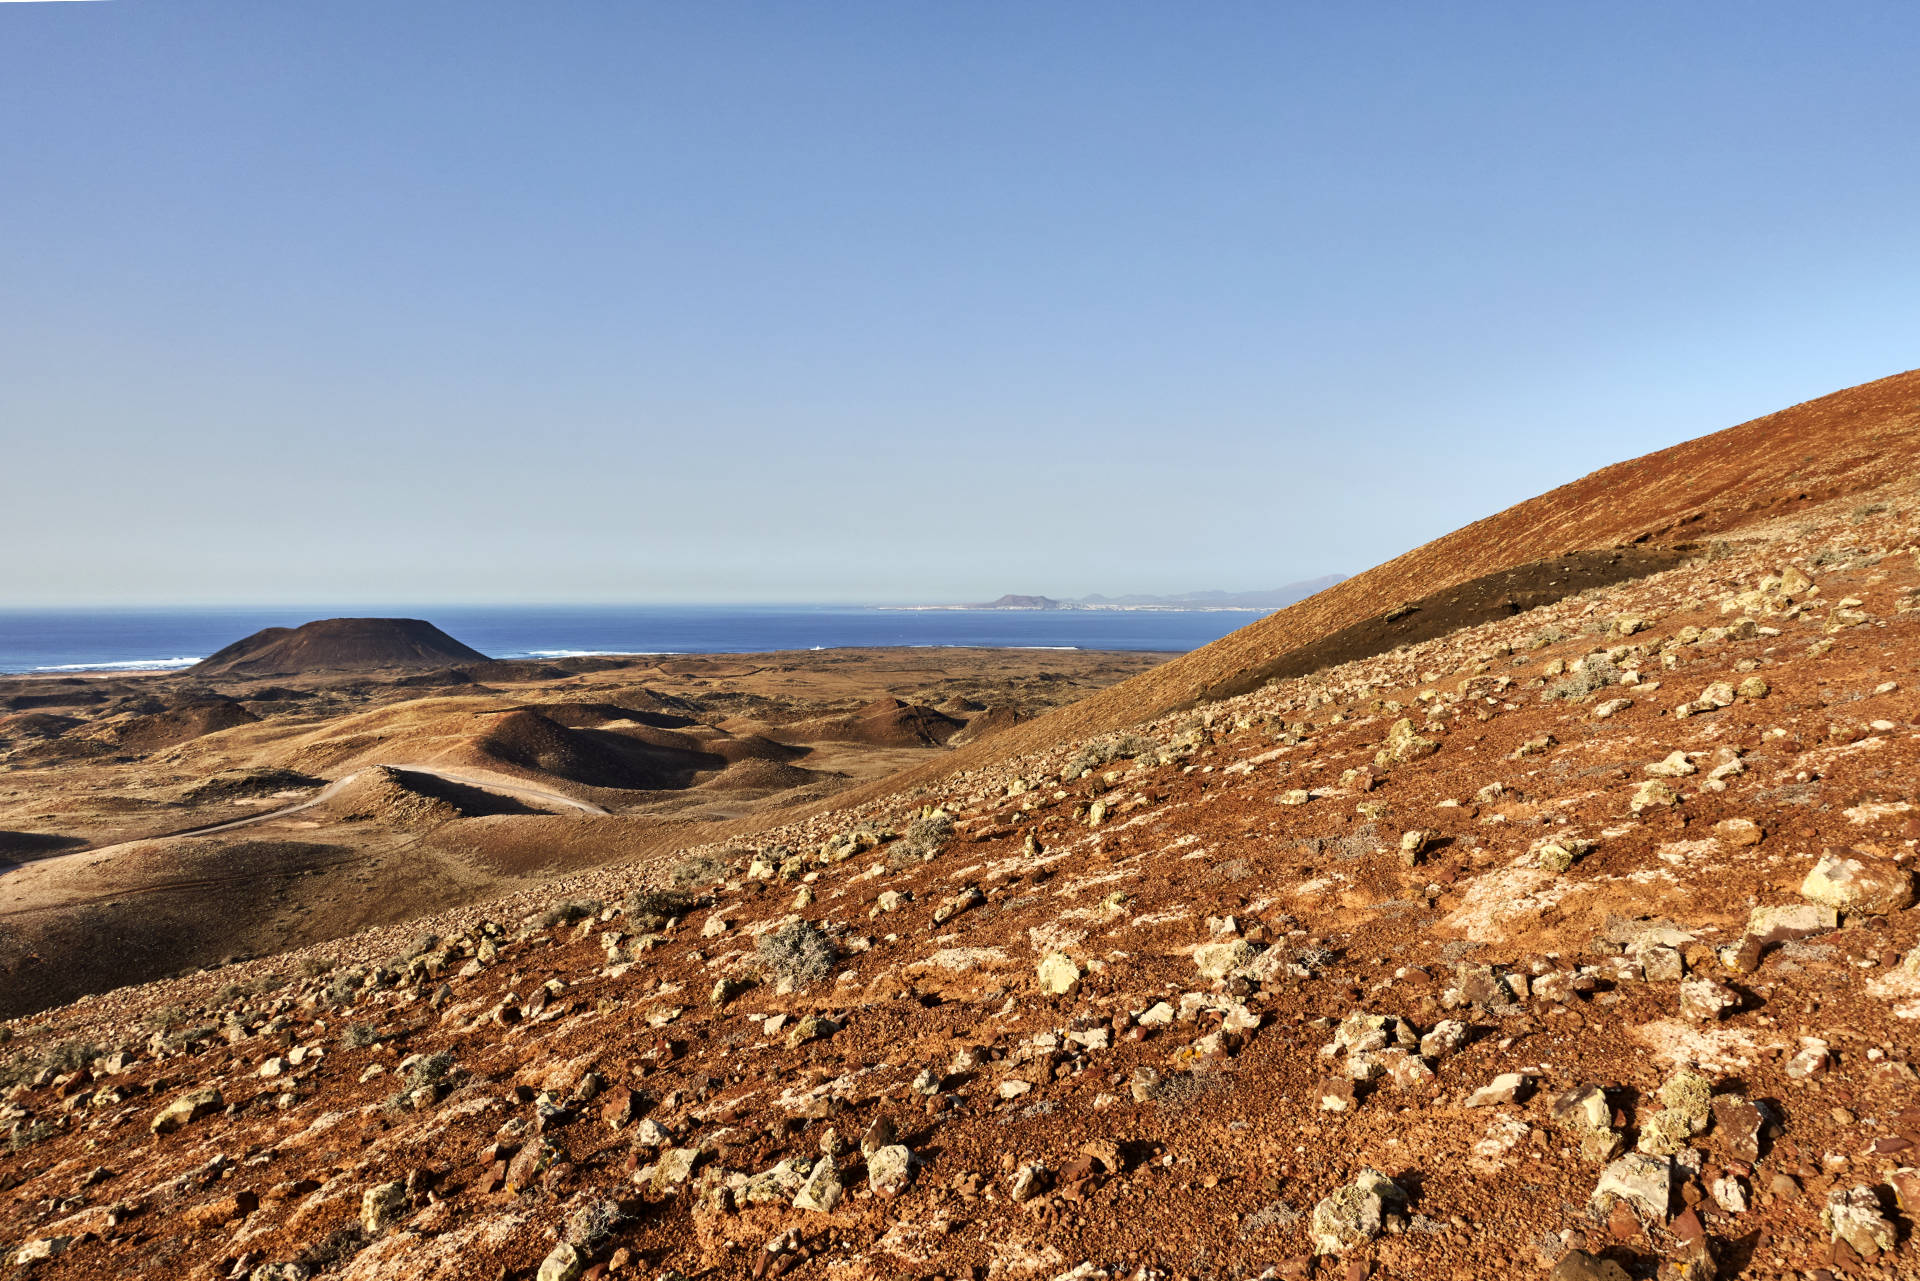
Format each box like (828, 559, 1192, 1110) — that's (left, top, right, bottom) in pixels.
(32, 656, 205, 672)
(513, 649, 678, 659)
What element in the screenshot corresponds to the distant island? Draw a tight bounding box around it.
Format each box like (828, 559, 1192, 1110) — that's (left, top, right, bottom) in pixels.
(893, 574, 1347, 612)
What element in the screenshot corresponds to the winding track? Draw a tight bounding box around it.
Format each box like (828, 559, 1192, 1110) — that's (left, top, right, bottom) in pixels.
(155, 765, 610, 840)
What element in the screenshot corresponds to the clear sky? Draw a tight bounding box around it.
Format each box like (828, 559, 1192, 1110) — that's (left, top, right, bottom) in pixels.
(3, 3, 1917, 606)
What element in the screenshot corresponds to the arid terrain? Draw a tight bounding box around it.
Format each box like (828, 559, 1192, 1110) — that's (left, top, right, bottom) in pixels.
(3, 369, 1920, 1281)
(0, 643, 1169, 1019)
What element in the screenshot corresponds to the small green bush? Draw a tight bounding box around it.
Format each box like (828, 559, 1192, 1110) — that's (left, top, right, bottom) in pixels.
(340, 1023, 382, 1050)
(1543, 656, 1622, 702)
(539, 899, 603, 929)
(625, 888, 694, 930)
(7, 1118, 56, 1152)
(669, 852, 731, 889)
(401, 1049, 455, 1090)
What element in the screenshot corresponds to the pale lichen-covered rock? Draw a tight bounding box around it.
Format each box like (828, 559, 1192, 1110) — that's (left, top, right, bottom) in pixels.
(536, 1245, 585, 1281)
(1822, 1185, 1896, 1257)
(1036, 951, 1083, 995)
(151, 1085, 223, 1135)
(1396, 828, 1429, 855)
(1696, 682, 1736, 709)
(1549, 1084, 1622, 1162)
(1591, 1153, 1670, 1222)
(1308, 1168, 1406, 1254)
(1374, 718, 1437, 768)
(1799, 851, 1914, 914)
(1630, 779, 1679, 813)
(1644, 751, 1696, 778)
(867, 1144, 913, 1197)
(360, 1181, 407, 1233)
(1533, 831, 1597, 873)
(1419, 1019, 1469, 1059)
(12, 1238, 71, 1266)
(1711, 1174, 1750, 1214)
(1785, 1037, 1830, 1079)
(1746, 902, 1836, 938)
(1637, 1070, 1711, 1155)
(792, 1159, 843, 1212)
(785, 1014, 838, 1048)
(1193, 938, 1261, 980)
(647, 1147, 699, 1194)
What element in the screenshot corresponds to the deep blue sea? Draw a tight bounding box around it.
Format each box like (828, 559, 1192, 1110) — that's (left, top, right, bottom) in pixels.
(0, 606, 1264, 675)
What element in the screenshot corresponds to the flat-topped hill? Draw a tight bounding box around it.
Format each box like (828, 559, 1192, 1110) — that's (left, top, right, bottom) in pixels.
(186, 618, 489, 678)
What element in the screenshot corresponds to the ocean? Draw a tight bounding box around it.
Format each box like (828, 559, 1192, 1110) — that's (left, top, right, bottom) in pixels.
(0, 605, 1265, 675)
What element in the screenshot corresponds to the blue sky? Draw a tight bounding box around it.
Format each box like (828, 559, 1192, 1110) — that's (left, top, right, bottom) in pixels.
(3, 3, 1917, 605)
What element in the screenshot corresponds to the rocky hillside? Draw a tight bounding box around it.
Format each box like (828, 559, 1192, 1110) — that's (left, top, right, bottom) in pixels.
(868, 368, 1920, 799)
(4, 399, 1920, 1280)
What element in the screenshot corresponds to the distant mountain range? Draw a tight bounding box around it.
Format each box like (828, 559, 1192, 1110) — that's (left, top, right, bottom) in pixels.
(941, 575, 1348, 612)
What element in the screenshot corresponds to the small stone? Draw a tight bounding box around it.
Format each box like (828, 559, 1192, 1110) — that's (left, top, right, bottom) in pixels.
(1735, 676, 1769, 699)
(1710, 1174, 1748, 1213)
(536, 1244, 586, 1281)
(1785, 1037, 1830, 1079)
(1465, 1072, 1531, 1107)
(1710, 1096, 1769, 1162)
(1317, 1075, 1356, 1112)
(1678, 976, 1738, 1021)
(1888, 1167, 1919, 1213)
(1550, 1251, 1630, 1281)
(1713, 818, 1763, 846)
(151, 1086, 223, 1134)
(1009, 1162, 1049, 1202)
(1644, 751, 1697, 778)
